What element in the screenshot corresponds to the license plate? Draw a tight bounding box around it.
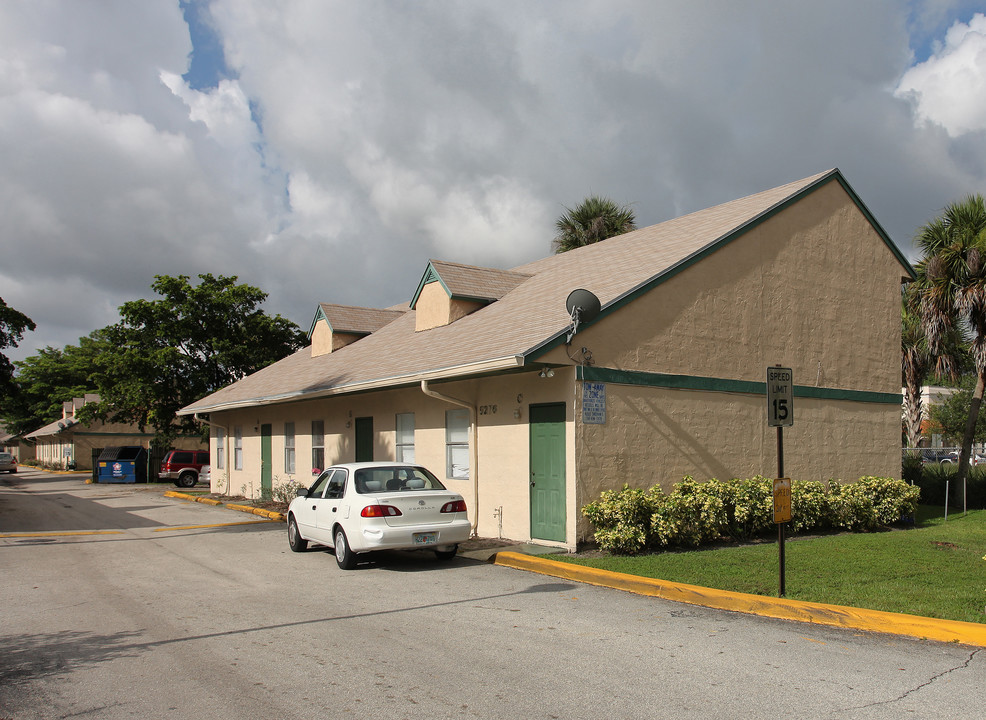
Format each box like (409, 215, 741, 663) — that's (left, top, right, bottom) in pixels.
(413, 532, 437, 545)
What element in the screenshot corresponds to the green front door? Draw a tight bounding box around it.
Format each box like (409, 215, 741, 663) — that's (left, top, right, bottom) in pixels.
(260, 424, 272, 498)
(355, 417, 373, 462)
(530, 403, 566, 542)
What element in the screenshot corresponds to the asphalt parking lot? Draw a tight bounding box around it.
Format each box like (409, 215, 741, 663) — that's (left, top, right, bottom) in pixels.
(2, 469, 984, 719)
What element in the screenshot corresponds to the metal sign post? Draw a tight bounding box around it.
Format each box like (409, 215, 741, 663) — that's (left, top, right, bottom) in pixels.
(767, 366, 793, 597)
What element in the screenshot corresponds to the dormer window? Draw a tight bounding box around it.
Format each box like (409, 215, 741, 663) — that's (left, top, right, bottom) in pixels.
(411, 260, 530, 332)
(308, 304, 405, 358)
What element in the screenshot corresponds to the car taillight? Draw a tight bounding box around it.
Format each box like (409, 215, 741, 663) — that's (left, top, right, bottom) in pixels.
(441, 500, 467, 513)
(361, 504, 403, 518)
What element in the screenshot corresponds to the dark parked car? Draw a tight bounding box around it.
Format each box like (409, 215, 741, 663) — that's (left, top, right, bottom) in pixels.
(160, 450, 209, 488)
(0, 452, 17, 473)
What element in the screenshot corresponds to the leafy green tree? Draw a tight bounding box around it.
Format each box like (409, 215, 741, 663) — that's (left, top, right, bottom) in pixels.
(913, 194, 986, 511)
(553, 196, 636, 253)
(0, 297, 36, 395)
(0, 332, 108, 436)
(87, 274, 305, 446)
(927, 373, 986, 444)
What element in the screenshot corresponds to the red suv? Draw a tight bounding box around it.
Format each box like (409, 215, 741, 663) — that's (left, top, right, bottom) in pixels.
(160, 450, 209, 488)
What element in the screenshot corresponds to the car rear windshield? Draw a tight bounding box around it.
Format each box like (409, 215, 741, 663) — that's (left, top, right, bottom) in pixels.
(354, 466, 446, 493)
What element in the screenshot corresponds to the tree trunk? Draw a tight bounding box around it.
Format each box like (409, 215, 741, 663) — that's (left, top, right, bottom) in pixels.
(956, 371, 986, 514)
(903, 380, 924, 448)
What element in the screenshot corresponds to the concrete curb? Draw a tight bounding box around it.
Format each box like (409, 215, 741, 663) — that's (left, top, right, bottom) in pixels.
(163, 491, 285, 522)
(491, 551, 986, 648)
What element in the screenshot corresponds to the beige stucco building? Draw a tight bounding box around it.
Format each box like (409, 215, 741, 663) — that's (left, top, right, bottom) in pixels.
(25, 395, 154, 471)
(179, 169, 913, 550)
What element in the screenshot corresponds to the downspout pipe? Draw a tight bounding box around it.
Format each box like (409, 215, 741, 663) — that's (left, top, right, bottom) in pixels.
(420, 380, 479, 537)
(193, 412, 229, 491)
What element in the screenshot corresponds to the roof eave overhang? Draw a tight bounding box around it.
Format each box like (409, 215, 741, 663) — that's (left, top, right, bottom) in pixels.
(178, 354, 527, 416)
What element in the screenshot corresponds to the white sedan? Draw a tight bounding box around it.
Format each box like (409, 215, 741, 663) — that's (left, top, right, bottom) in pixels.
(287, 462, 472, 569)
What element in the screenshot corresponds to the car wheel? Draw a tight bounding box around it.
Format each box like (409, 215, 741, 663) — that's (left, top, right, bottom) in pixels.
(334, 527, 357, 570)
(434, 545, 458, 561)
(287, 516, 308, 552)
(176, 471, 197, 488)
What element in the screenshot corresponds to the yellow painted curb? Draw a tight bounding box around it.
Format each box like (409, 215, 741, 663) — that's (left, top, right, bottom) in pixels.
(225, 503, 283, 521)
(163, 491, 282, 520)
(492, 551, 986, 647)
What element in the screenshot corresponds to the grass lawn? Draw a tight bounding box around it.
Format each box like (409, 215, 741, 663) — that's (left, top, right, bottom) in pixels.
(555, 506, 986, 624)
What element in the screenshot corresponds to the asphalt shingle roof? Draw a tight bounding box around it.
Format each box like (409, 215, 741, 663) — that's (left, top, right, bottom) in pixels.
(180, 169, 906, 415)
(315, 303, 406, 335)
(422, 260, 532, 303)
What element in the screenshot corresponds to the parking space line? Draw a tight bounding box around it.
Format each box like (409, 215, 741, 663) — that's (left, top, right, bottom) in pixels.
(152, 520, 278, 532)
(0, 530, 124, 538)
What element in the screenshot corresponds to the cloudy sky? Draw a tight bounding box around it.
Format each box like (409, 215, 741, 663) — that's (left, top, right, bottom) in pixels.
(3, 0, 986, 363)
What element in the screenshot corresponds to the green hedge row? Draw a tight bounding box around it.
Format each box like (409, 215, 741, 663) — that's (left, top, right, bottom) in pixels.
(581, 476, 920, 555)
(902, 456, 986, 509)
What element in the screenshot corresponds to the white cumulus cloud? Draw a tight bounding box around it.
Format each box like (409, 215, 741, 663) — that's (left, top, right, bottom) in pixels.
(896, 13, 986, 136)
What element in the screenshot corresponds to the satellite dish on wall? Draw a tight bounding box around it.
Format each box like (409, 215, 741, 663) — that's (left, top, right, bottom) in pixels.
(565, 288, 601, 343)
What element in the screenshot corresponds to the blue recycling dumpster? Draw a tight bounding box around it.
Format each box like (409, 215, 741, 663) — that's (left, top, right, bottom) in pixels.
(96, 446, 148, 484)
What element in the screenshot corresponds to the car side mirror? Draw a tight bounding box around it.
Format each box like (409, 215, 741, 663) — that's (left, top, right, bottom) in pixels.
(296, 487, 309, 498)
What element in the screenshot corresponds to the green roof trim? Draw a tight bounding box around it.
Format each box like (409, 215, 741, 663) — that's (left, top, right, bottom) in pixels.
(526, 169, 916, 362)
(577, 366, 902, 405)
(307, 305, 328, 339)
(410, 262, 451, 309)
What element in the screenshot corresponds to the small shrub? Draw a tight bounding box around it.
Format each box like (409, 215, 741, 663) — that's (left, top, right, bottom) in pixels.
(272, 479, 305, 504)
(582, 484, 665, 553)
(790, 479, 832, 532)
(828, 477, 919, 531)
(583, 475, 922, 553)
(726, 476, 774, 540)
(901, 454, 922, 484)
(906, 462, 986, 510)
(651, 478, 727, 548)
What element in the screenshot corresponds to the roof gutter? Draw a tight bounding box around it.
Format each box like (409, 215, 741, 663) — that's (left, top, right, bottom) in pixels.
(420, 380, 479, 538)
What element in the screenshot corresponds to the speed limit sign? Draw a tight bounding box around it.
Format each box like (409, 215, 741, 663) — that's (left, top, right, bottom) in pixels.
(767, 366, 793, 427)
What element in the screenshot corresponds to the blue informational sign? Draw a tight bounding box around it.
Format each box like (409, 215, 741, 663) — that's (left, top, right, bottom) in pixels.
(582, 382, 607, 424)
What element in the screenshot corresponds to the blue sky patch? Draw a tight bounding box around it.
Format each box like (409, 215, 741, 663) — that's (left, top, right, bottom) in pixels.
(180, 0, 231, 90)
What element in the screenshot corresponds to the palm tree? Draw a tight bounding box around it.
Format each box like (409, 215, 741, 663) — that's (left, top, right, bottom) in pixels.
(553, 196, 636, 253)
(901, 284, 960, 450)
(902, 287, 932, 450)
(914, 194, 986, 512)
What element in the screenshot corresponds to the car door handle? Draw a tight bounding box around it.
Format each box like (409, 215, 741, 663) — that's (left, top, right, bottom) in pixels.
(311, 505, 317, 511)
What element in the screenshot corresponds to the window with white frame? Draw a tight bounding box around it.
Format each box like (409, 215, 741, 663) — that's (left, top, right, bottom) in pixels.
(396, 413, 415, 463)
(216, 427, 225, 470)
(284, 422, 296, 474)
(233, 426, 243, 470)
(311, 420, 325, 473)
(445, 409, 469, 479)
